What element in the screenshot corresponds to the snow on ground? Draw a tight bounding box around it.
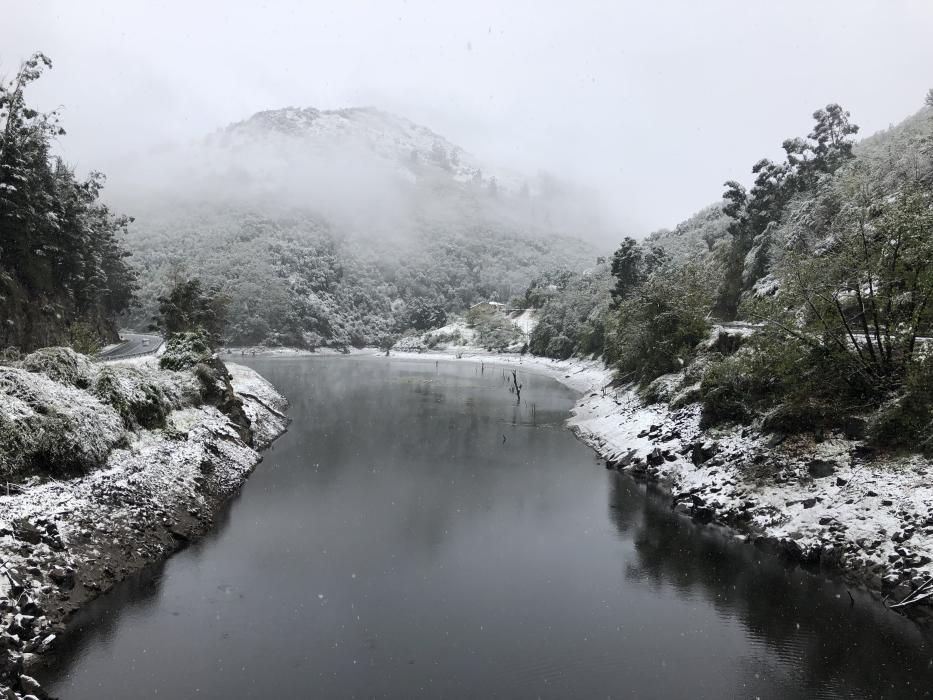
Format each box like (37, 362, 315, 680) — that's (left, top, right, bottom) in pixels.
(228, 363, 291, 447)
(0, 359, 288, 697)
(508, 309, 538, 335)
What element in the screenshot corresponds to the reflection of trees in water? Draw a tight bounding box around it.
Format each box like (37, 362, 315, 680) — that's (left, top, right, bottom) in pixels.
(239, 357, 582, 568)
(606, 472, 933, 697)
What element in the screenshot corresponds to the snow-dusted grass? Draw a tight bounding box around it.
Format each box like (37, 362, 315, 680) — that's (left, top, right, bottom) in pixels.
(0, 367, 125, 477)
(93, 362, 201, 429)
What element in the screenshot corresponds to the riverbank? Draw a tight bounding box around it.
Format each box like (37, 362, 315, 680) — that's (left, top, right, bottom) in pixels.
(386, 347, 933, 624)
(0, 356, 288, 699)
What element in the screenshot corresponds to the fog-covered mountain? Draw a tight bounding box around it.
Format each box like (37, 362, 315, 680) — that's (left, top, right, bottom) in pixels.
(118, 106, 605, 348)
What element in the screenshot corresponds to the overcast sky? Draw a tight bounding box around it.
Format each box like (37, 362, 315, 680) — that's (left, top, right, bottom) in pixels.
(4, 1, 933, 234)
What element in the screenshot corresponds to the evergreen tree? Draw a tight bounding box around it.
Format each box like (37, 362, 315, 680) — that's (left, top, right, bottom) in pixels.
(154, 279, 228, 345)
(0, 53, 137, 351)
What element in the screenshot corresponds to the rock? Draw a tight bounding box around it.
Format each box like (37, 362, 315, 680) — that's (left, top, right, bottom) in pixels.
(881, 499, 893, 507)
(835, 476, 848, 486)
(0, 650, 23, 681)
(19, 675, 47, 700)
(802, 497, 818, 509)
(37, 635, 55, 653)
(766, 433, 785, 448)
(692, 506, 714, 524)
(18, 602, 40, 618)
(821, 544, 843, 568)
(782, 538, 803, 559)
(10, 521, 41, 546)
(48, 567, 74, 590)
(646, 448, 665, 467)
(688, 440, 719, 466)
(808, 460, 836, 479)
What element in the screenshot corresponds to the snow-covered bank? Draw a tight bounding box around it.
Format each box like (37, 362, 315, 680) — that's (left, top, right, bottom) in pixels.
(392, 347, 933, 624)
(0, 356, 288, 699)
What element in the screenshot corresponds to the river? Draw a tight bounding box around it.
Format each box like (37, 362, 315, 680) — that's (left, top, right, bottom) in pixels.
(41, 356, 933, 698)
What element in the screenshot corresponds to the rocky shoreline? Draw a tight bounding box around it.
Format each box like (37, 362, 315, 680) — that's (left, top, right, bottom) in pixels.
(389, 348, 933, 626)
(0, 361, 288, 700)
(569, 380, 933, 623)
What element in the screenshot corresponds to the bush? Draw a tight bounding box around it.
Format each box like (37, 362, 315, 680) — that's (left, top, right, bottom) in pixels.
(467, 310, 524, 351)
(69, 321, 103, 355)
(0, 347, 22, 365)
(93, 364, 198, 430)
(867, 355, 933, 452)
(606, 264, 712, 385)
(525, 265, 612, 359)
(529, 321, 556, 356)
(0, 367, 124, 477)
(22, 347, 95, 389)
(698, 329, 875, 434)
(160, 330, 213, 371)
(545, 334, 574, 360)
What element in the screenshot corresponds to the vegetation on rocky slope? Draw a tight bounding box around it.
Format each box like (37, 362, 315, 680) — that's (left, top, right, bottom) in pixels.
(0, 54, 137, 352)
(527, 97, 933, 454)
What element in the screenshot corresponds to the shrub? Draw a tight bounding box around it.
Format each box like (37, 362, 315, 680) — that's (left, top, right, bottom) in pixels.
(0, 367, 124, 477)
(867, 355, 933, 452)
(0, 347, 22, 365)
(529, 321, 556, 356)
(525, 265, 612, 359)
(467, 310, 524, 351)
(545, 334, 574, 360)
(69, 321, 103, 355)
(93, 364, 198, 430)
(159, 330, 213, 371)
(698, 328, 875, 434)
(22, 347, 95, 389)
(607, 264, 713, 385)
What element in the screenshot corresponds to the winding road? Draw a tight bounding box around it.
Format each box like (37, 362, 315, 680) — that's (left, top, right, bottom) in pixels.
(96, 332, 163, 360)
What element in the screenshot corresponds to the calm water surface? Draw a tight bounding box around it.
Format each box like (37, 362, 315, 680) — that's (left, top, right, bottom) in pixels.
(42, 357, 933, 698)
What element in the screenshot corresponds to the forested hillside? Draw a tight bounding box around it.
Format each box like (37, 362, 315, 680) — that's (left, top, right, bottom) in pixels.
(116, 107, 601, 348)
(527, 94, 933, 453)
(0, 54, 136, 352)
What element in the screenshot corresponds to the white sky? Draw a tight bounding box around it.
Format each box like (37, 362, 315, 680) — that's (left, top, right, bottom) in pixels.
(4, 0, 932, 234)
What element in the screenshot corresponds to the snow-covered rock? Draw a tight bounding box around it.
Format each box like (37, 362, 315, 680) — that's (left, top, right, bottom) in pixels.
(0, 352, 288, 695)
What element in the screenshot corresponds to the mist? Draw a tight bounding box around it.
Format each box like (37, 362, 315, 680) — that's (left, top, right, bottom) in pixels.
(6, 0, 933, 237)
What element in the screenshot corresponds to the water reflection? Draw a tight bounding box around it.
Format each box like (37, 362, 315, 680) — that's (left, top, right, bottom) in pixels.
(40, 356, 933, 699)
(607, 472, 933, 698)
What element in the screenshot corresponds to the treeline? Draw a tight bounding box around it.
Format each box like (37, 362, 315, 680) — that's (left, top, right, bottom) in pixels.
(123, 206, 595, 349)
(527, 96, 933, 452)
(0, 54, 136, 352)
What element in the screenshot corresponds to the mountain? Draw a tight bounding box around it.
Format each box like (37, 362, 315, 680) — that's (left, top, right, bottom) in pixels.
(218, 106, 527, 194)
(117, 107, 604, 348)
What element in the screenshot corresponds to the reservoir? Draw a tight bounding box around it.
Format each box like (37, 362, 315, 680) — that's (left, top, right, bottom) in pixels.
(42, 356, 933, 698)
